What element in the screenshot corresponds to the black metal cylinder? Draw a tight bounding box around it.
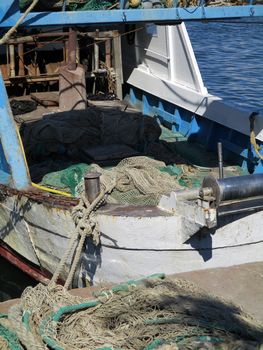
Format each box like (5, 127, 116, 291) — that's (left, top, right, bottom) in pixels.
(84, 172, 101, 203)
(202, 173, 263, 206)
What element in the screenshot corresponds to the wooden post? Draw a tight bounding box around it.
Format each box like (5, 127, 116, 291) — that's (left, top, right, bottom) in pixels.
(113, 31, 123, 100)
(105, 39, 111, 68)
(9, 44, 15, 77)
(68, 28, 77, 70)
(18, 43, 24, 76)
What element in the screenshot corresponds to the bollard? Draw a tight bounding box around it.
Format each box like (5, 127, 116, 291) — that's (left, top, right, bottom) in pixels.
(84, 172, 101, 203)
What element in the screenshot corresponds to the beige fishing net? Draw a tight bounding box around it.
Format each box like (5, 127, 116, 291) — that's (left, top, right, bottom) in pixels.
(7, 277, 263, 350)
(0, 336, 9, 350)
(90, 156, 183, 205)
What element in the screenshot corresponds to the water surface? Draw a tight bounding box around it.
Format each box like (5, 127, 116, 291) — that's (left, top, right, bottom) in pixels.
(187, 19, 263, 111)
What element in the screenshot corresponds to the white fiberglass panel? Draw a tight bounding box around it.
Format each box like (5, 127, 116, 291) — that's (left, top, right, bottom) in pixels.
(135, 24, 170, 81)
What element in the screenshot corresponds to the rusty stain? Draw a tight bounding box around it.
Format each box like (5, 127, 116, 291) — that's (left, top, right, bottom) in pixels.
(99, 204, 173, 217)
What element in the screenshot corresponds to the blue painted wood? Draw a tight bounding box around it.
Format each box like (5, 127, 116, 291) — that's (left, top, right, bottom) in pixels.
(0, 70, 31, 189)
(0, 5, 262, 27)
(0, 0, 16, 23)
(220, 139, 257, 163)
(152, 106, 180, 126)
(0, 141, 11, 185)
(127, 86, 263, 174)
(120, 0, 127, 9)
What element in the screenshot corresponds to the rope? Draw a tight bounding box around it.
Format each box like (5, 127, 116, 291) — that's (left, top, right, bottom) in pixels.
(32, 182, 72, 197)
(8, 304, 46, 350)
(249, 112, 263, 161)
(49, 181, 116, 289)
(0, 0, 40, 46)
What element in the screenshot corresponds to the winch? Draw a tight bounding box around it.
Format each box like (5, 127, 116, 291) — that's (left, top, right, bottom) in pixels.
(201, 173, 263, 207)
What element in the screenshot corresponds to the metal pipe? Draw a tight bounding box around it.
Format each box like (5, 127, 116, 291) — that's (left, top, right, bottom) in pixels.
(175, 188, 201, 201)
(217, 142, 224, 179)
(84, 172, 101, 203)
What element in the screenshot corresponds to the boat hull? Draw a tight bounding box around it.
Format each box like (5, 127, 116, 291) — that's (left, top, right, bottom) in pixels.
(0, 193, 262, 286)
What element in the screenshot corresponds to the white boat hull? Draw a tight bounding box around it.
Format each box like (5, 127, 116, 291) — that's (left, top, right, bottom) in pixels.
(0, 193, 262, 286)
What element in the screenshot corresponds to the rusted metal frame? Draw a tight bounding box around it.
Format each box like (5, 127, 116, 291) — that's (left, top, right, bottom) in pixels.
(6, 32, 70, 44)
(5, 31, 115, 44)
(4, 75, 59, 85)
(0, 184, 79, 208)
(80, 30, 116, 39)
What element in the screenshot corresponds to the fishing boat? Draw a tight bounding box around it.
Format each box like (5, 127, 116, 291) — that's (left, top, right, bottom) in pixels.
(0, 0, 263, 287)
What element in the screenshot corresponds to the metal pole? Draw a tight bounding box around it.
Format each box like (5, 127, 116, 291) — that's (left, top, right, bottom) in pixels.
(217, 142, 224, 179)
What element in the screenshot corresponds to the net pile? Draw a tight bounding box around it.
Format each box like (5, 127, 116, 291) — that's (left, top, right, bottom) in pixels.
(0, 315, 23, 350)
(40, 156, 184, 203)
(21, 107, 161, 164)
(19, 0, 263, 11)
(19, 0, 116, 11)
(5, 275, 263, 349)
(42, 163, 91, 196)
(90, 156, 183, 205)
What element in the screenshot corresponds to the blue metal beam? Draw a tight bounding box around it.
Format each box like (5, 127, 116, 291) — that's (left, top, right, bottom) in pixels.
(0, 0, 16, 23)
(0, 5, 263, 28)
(0, 70, 31, 189)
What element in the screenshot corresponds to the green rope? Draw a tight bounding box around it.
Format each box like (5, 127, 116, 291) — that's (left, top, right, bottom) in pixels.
(0, 322, 24, 350)
(37, 274, 165, 350)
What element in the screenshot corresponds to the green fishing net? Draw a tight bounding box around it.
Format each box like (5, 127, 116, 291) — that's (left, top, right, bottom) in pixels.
(41, 163, 91, 196)
(69, 0, 115, 11)
(19, 0, 116, 11)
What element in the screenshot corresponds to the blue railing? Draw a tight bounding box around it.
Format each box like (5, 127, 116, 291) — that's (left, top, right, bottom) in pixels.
(0, 1, 263, 28)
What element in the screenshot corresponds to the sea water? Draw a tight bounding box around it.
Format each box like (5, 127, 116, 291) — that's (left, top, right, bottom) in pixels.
(187, 18, 263, 112)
